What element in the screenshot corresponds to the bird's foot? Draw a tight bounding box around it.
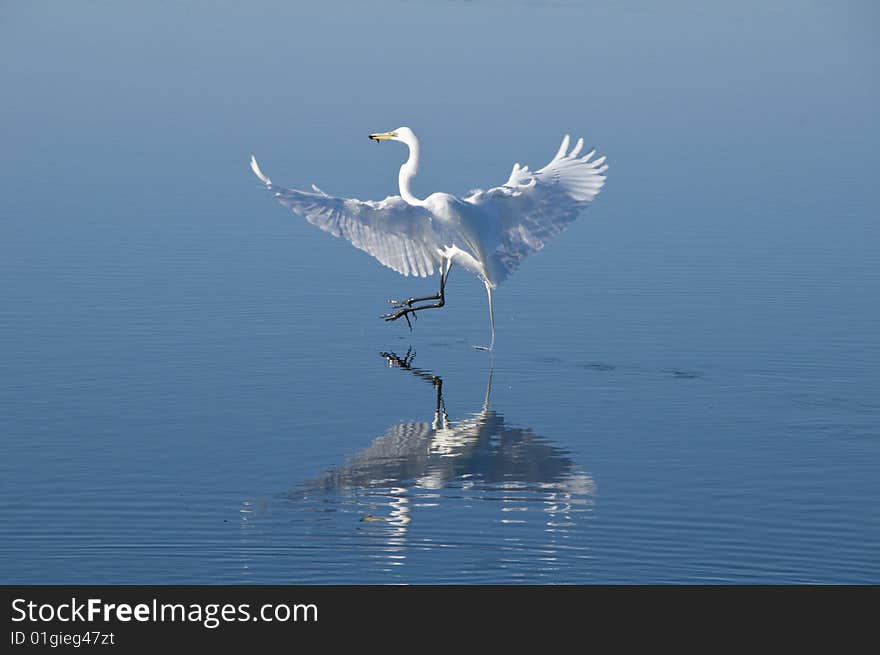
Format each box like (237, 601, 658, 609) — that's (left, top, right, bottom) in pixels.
(382, 293, 444, 331)
(381, 306, 417, 330)
(473, 345, 493, 352)
(387, 293, 441, 310)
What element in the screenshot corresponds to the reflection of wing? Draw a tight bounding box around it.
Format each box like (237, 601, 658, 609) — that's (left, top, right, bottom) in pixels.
(317, 421, 436, 490)
(311, 409, 591, 494)
(289, 356, 597, 547)
(251, 156, 444, 277)
(465, 135, 608, 282)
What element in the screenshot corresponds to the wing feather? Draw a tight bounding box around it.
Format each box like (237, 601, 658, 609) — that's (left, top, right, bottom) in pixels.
(251, 156, 444, 278)
(465, 135, 608, 283)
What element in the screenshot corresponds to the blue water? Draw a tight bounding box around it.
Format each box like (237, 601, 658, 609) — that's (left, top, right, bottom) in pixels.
(1, 1, 878, 583)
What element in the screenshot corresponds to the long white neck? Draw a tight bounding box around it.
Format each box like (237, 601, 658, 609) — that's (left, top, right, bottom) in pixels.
(398, 134, 423, 206)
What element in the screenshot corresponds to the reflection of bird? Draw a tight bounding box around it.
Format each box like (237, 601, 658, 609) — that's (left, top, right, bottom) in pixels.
(251, 127, 608, 350)
(308, 350, 594, 507)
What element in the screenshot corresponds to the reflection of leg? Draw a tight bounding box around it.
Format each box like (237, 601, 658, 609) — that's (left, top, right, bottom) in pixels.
(381, 347, 416, 369)
(482, 368, 494, 413)
(383, 259, 453, 327)
(431, 375, 449, 430)
(474, 282, 495, 351)
(379, 349, 448, 428)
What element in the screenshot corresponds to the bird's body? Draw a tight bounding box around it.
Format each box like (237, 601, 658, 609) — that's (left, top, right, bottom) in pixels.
(251, 127, 607, 349)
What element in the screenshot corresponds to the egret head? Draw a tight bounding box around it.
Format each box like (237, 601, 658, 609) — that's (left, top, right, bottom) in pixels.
(369, 126, 416, 145)
(368, 126, 422, 206)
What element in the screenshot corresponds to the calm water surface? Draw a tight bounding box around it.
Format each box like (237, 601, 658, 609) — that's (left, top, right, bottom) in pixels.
(1, 1, 878, 583)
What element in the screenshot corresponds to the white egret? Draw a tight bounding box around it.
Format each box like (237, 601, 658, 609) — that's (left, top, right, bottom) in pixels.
(250, 127, 607, 350)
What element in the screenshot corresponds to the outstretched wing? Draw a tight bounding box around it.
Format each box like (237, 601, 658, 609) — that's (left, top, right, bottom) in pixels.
(465, 135, 608, 282)
(251, 156, 443, 277)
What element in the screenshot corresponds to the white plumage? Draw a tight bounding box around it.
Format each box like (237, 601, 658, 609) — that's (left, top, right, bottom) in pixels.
(251, 126, 607, 350)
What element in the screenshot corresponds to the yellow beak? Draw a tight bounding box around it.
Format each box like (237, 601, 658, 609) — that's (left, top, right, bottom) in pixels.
(369, 131, 396, 142)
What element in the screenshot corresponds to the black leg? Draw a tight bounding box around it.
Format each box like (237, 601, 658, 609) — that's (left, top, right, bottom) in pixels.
(386, 291, 443, 308)
(382, 297, 445, 325)
(382, 260, 452, 327)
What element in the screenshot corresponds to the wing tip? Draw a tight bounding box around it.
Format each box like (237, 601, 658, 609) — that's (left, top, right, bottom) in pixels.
(250, 154, 271, 185)
(553, 134, 571, 161)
